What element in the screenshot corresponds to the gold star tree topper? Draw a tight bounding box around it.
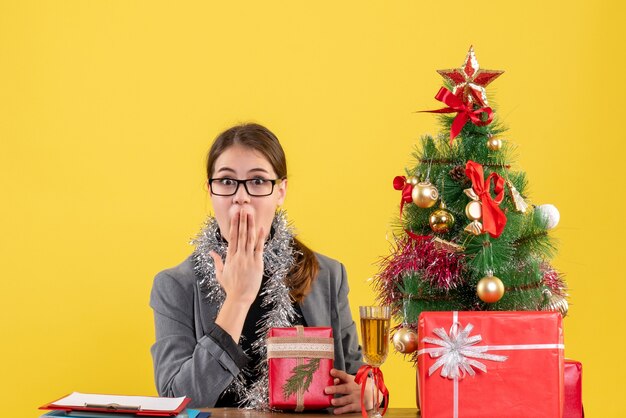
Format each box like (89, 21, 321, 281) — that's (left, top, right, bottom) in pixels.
(437, 46, 504, 107)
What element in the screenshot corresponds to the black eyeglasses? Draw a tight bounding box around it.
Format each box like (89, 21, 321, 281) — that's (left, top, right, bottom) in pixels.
(209, 177, 283, 197)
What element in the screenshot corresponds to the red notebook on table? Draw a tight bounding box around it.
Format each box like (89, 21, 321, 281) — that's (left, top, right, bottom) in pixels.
(40, 392, 191, 417)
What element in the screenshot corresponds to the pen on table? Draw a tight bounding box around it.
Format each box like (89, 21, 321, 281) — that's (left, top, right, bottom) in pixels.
(84, 403, 141, 411)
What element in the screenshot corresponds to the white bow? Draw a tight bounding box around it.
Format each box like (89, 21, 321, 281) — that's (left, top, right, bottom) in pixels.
(422, 322, 508, 379)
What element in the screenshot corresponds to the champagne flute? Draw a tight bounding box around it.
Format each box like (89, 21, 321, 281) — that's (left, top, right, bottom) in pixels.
(359, 305, 391, 418)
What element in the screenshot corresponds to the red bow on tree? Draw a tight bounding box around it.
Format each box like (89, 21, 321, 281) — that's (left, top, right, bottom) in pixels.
(392, 176, 432, 242)
(465, 160, 507, 238)
(355, 365, 389, 418)
(422, 87, 494, 143)
(393, 176, 413, 216)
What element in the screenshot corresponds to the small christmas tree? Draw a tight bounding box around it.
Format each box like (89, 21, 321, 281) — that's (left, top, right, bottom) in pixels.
(375, 46, 567, 360)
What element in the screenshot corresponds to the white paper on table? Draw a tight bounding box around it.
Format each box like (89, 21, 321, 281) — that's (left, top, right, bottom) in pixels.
(51, 392, 186, 411)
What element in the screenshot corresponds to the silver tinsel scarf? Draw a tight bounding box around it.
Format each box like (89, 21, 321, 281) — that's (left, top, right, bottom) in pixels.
(192, 210, 299, 409)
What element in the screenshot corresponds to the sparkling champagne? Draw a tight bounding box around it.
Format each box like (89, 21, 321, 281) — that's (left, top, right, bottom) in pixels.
(360, 316, 390, 367)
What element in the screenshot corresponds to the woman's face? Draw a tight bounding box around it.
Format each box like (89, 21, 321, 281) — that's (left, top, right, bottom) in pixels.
(209, 144, 287, 242)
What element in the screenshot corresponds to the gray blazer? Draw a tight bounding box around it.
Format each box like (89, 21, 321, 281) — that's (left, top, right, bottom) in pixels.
(150, 252, 364, 408)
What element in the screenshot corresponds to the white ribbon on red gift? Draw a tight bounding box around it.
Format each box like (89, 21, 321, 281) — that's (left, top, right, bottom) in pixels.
(417, 311, 565, 418)
(420, 320, 508, 379)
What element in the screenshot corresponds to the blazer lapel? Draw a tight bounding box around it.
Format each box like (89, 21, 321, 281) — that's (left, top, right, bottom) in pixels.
(299, 265, 331, 327)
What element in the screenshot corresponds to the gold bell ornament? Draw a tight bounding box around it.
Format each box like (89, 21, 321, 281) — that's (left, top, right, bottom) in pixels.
(506, 179, 528, 213)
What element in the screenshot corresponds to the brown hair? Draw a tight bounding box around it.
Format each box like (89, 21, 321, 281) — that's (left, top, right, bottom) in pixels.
(206, 123, 319, 303)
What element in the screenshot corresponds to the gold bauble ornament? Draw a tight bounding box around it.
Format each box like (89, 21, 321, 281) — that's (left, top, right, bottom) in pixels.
(477, 275, 505, 303)
(486, 136, 503, 151)
(429, 202, 455, 234)
(392, 327, 419, 354)
(407, 176, 419, 186)
(542, 289, 569, 317)
(412, 181, 439, 208)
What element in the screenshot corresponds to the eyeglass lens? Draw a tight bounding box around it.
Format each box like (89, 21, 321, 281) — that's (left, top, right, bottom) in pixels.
(210, 178, 275, 196)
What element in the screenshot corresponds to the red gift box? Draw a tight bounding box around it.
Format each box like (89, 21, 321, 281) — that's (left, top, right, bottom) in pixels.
(267, 326, 334, 411)
(417, 311, 564, 418)
(564, 359, 584, 418)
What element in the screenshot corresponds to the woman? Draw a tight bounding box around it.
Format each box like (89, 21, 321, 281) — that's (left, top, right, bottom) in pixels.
(150, 123, 370, 413)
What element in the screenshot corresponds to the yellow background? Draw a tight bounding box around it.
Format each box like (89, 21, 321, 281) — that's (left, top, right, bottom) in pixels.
(1, 1, 624, 416)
